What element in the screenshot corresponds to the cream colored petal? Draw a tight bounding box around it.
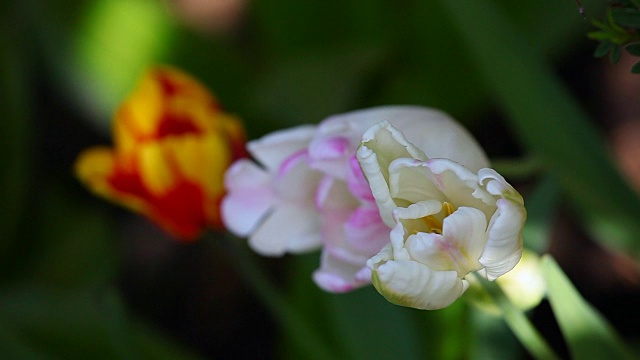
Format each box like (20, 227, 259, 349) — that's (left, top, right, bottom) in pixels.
(369, 257, 468, 310)
(478, 168, 524, 205)
(392, 199, 442, 222)
(425, 159, 495, 214)
(442, 207, 488, 267)
(357, 121, 428, 226)
(356, 144, 396, 227)
(388, 158, 445, 204)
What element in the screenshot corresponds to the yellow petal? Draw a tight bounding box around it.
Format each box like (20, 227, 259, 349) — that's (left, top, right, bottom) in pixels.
(138, 141, 178, 195)
(74, 146, 148, 213)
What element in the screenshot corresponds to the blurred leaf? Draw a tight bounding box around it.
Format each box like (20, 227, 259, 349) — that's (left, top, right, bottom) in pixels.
(470, 310, 521, 360)
(72, 0, 177, 130)
(522, 174, 561, 253)
(26, 180, 118, 288)
(594, 41, 614, 58)
(129, 321, 201, 360)
(626, 43, 640, 56)
(326, 288, 424, 360)
(0, 323, 48, 360)
(632, 61, 640, 73)
(611, 45, 622, 63)
(0, 286, 133, 359)
(440, 0, 640, 259)
(0, 5, 34, 258)
(541, 256, 635, 360)
(252, 47, 386, 133)
(280, 253, 346, 360)
(612, 7, 640, 27)
(0, 285, 200, 359)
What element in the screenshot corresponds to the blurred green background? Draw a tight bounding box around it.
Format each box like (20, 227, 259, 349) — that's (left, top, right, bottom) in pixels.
(2, 0, 640, 358)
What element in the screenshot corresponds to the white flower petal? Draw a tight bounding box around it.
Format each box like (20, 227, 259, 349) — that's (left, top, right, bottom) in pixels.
(480, 198, 526, 280)
(248, 125, 316, 171)
(319, 106, 489, 172)
(478, 168, 524, 205)
(222, 160, 276, 236)
(249, 204, 322, 256)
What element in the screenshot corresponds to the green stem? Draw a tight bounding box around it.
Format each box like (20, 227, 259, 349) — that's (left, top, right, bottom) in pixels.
(211, 234, 336, 360)
(473, 273, 559, 360)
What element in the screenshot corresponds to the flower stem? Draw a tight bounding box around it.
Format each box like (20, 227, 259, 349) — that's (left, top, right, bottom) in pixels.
(211, 233, 336, 360)
(473, 273, 560, 360)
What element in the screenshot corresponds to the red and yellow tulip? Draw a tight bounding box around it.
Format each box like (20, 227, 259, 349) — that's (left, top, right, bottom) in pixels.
(75, 66, 246, 241)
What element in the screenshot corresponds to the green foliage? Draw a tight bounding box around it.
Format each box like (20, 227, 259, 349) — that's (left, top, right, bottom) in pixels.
(588, 1, 640, 72)
(542, 256, 636, 360)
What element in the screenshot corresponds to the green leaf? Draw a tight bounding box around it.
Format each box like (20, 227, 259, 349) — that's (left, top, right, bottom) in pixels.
(626, 43, 640, 56)
(594, 41, 614, 58)
(632, 61, 640, 73)
(541, 256, 634, 360)
(612, 7, 640, 27)
(611, 45, 622, 63)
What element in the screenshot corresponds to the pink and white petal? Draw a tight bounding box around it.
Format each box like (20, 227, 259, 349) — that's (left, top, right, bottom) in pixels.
(222, 160, 276, 236)
(248, 204, 322, 256)
(320, 208, 368, 265)
(343, 207, 389, 256)
(274, 151, 322, 201)
(479, 198, 526, 280)
(248, 125, 316, 171)
(313, 251, 370, 293)
(370, 259, 468, 310)
(388, 158, 445, 204)
(315, 176, 359, 212)
(347, 156, 375, 202)
(307, 136, 351, 179)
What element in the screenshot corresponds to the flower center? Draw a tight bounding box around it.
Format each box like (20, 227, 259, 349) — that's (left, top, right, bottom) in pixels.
(420, 201, 455, 234)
